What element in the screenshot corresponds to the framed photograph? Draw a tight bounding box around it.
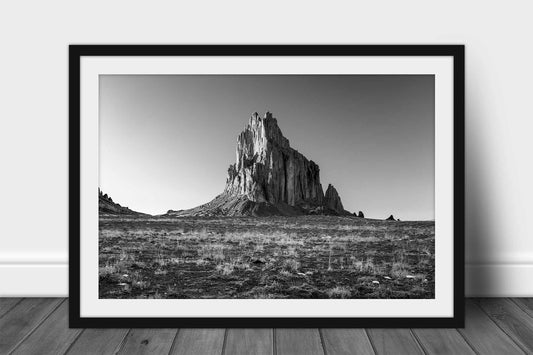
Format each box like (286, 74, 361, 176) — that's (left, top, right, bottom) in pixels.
(70, 45, 464, 327)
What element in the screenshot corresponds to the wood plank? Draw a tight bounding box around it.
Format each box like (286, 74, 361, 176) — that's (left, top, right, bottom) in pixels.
(412, 328, 475, 354)
(0, 298, 63, 354)
(321, 329, 375, 355)
(366, 329, 423, 355)
(170, 329, 225, 355)
(11, 300, 82, 355)
(2, 297, 532, 355)
(458, 300, 525, 355)
(0, 298, 22, 318)
(66, 328, 129, 355)
(117, 328, 177, 355)
(276, 329, 324, 355)
(512, 298, 533, 318)
(225, 329, 272, 355)
(477, 298, 533, 353)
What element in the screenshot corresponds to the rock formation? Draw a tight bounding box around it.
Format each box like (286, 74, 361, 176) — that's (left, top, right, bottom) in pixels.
(358, 211, 365, 218)
(169, 112, 353, 217)
(386, 214, 396, 221)
(99, 189, 146, 216)
(224, 112, 324, 206)
(324, 184, 344, 214)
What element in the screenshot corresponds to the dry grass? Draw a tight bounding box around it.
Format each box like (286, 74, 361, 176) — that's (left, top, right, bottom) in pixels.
(326, 286, 352, 298)
(99, 215, 434, 299)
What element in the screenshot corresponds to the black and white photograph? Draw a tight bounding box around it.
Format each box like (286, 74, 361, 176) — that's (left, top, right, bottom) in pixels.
(70, 45, 463, 327)
(98, 74, 436, 300)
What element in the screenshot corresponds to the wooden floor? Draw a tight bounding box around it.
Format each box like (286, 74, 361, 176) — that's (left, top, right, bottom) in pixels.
(1, 299, 533, 354)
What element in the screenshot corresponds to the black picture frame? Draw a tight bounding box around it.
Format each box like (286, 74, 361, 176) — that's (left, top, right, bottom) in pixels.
(69, 45, 465, 328)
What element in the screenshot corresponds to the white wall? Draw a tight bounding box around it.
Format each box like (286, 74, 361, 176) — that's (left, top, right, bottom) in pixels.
(1, 0, 531, 296)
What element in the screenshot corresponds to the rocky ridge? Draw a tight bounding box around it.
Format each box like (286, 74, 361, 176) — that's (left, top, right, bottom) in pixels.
(99, 189, 146, 216)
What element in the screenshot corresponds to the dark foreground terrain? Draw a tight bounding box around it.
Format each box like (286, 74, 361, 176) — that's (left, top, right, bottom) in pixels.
(99, 215, 434, 299)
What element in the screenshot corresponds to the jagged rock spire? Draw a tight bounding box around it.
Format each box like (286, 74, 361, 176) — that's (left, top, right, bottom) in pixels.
(324, 184, 344, 214)
(225, 111, 324, 207)
(169, 111, 352, 217)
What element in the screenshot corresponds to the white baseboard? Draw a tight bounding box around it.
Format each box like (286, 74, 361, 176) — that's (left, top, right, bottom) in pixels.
(1, 262, 532, 297)
(0, 264, 68, 297)
(465, 263, 533, 297)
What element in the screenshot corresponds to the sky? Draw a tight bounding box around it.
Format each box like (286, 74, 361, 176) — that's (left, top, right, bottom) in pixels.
(99, 75, 434, 220)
